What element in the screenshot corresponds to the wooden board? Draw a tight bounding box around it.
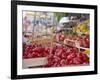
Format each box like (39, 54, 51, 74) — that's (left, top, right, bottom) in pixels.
(22, 57, 48, 69)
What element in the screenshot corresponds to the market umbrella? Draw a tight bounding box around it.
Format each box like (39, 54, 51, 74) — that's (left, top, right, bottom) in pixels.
(59, 17, 71, 24)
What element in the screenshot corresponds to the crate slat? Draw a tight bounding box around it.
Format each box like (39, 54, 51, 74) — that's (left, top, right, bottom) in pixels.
(22, 57, 48, 68)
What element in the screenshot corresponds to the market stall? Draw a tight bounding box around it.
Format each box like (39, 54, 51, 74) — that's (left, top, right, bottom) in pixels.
(22, 12, 90, 68)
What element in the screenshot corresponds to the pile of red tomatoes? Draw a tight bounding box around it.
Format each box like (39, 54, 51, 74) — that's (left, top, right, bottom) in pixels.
(23, 44, 89, 67)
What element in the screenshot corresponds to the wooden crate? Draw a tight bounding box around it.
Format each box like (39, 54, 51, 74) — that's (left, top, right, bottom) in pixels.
(22, 57, 47, 69)
(31, 37, 54, 47)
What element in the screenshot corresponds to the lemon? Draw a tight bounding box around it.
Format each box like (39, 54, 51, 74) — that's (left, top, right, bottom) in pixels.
(84, 49, 90, 55)
(79, 24, 88, 33)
